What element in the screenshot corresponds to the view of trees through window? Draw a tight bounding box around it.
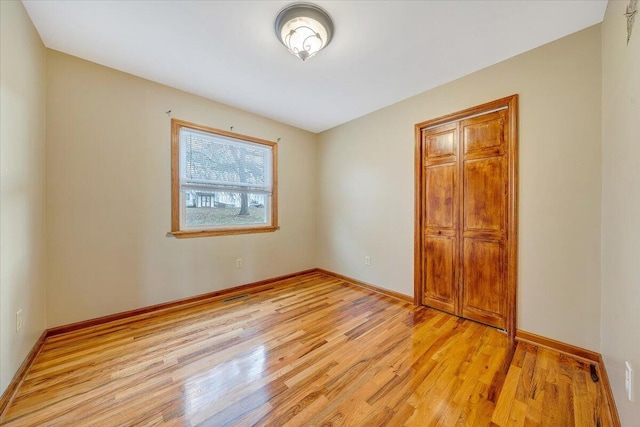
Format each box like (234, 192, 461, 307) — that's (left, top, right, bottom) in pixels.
(172, 120, 276, 234)
(184, 191, 267, 227)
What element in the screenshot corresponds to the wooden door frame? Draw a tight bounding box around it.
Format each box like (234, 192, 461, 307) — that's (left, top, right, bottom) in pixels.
(414, 94, 518, 342)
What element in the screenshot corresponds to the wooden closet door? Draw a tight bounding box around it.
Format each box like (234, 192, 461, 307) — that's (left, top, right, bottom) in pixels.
(421, 123, 458, 314)
(416, 95, 517, 336)
(460, 110, 509, 329)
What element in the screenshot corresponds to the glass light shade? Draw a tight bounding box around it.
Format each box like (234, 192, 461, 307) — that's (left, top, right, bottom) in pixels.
(275, 3, 334, 61)
(280, 16, 327, 60)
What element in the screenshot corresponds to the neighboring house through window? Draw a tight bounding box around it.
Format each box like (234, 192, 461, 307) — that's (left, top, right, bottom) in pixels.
(170, 119, 278, 237)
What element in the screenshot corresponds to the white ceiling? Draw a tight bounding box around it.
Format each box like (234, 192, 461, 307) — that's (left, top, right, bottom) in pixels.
(23, 0, 607, 133)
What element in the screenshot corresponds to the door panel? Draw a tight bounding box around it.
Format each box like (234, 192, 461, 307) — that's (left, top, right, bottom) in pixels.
(426, 128, 456, 159)
(423, 236, 456, 312)
(461, 238, 505, 329)
(425, 165, 456, 229)
(422, 123, 458, 315)
(463, 157, 505, 233)
(462, 110, 506, 156)
(460, 110, 509, 329)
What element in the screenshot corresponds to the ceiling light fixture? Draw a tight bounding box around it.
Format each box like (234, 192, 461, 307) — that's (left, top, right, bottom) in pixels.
(275, 3, 334, 61)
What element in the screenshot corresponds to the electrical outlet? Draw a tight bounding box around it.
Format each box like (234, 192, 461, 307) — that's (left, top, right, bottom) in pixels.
(16, 309, 23, 332)
(236, 258, 243, 269)
(365, 256, 371, 266)
(625, 361, 634, 401)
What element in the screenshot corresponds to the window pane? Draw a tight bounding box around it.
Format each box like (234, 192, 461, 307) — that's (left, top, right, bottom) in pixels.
(184, 191, 268, 228)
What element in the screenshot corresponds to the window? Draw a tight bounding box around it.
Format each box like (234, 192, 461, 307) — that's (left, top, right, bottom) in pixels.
(171, 119, 278, 238)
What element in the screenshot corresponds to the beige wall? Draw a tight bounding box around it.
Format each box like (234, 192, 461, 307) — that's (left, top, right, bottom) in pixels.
(0, 0, 48, 393)
(318, 25, 603, 351)
(601, 0, 640, 422)
(45, 51, 318, 327)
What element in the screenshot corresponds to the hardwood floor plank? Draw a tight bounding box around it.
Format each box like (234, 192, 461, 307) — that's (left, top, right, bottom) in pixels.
(0, 272, 616, 426)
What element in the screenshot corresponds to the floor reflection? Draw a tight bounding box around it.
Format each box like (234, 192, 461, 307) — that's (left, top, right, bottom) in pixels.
(183, 344, 267, 423)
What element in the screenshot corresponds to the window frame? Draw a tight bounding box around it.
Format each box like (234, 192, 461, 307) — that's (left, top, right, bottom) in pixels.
(170, 119, 278, 238)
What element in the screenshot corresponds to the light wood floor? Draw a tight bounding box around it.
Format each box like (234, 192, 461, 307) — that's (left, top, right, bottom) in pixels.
(1, 272, 614, 426)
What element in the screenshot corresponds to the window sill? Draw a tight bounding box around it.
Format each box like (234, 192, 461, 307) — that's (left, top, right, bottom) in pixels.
(169, 226, 279, 239)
